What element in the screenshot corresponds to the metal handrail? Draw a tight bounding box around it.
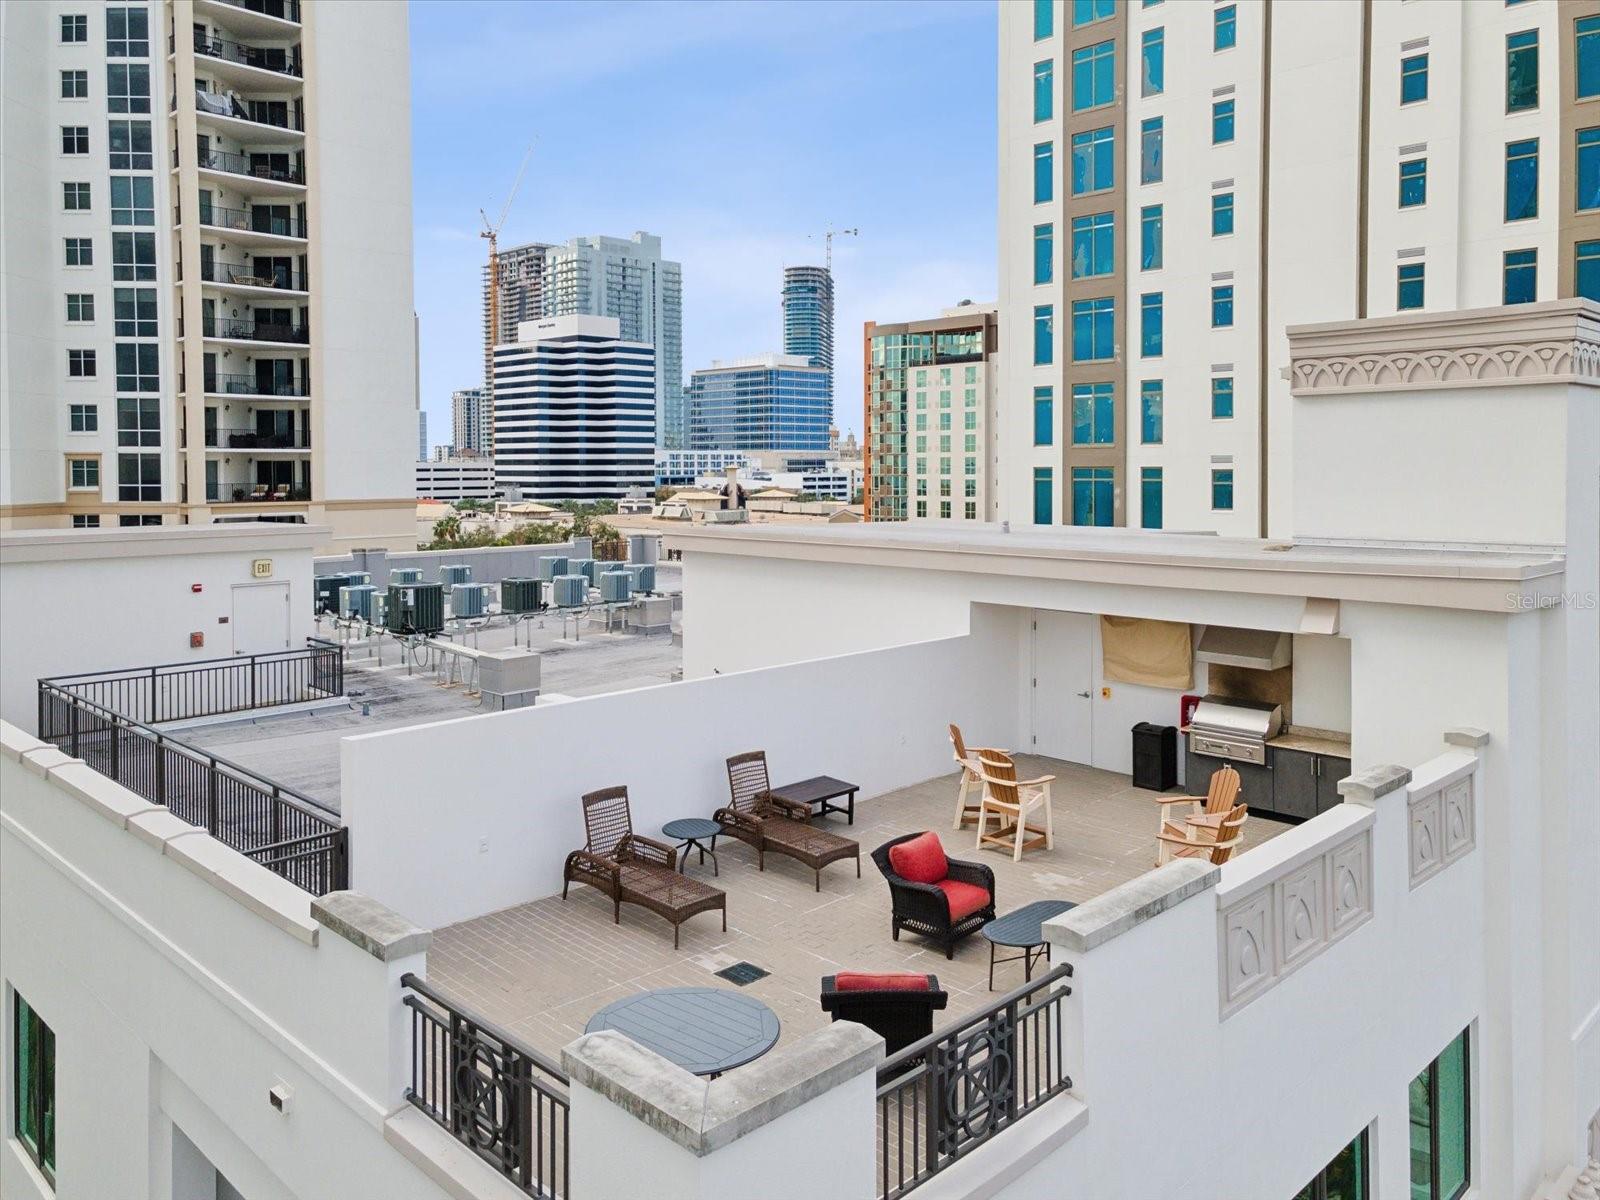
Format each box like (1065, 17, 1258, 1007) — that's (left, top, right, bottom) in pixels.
(196, 143, 305, 186)
(197, 205, 306, 238)
(198, 258, 308, 291)
(401, 972, 568, 1083)
(193, 31, 302, 77)
(204, 372, 310, 397)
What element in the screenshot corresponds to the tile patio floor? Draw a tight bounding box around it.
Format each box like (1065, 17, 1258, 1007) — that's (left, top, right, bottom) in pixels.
(425, 756, 1285, 1064)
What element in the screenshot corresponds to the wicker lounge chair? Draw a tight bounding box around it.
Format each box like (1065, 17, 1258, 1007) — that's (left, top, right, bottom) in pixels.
(872, 831, 997, 959)
(820, 972, 949, 1056)
(562, 786, 726, 948)
(715, 751, 860, 892)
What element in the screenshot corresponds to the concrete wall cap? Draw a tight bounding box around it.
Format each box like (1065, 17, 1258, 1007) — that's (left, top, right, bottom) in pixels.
(165, 834, 320, 945)
(1048, 860, 1218, 953)
(1337, 764, 1413, 805)
(311, 891, 431, 961)
(0, 721, 50, 761)
(46, 760, 161, 828)
(1443, 727, 1490, 749)
(126, 808, 203, 850)
(19, 745, 77, 778)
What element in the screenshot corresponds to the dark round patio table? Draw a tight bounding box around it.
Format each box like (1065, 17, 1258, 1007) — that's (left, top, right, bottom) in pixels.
(661, 817, 722, 876)
(586, 987, 780, 1078)
(980, 898, 1077, 990)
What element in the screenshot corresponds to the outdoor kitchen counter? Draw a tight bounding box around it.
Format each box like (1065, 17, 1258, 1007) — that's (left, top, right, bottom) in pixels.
(1267, 728, 1353, 756)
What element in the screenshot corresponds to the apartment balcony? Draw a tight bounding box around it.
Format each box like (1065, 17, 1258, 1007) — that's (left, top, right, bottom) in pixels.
(194, 0, 301, 37)
(202, 315, 310, 346)
(191, 29, 302, 86)
(194, 91, 304, 145)
(202, 371, 309, 398)
(192, 142, 305, 192)
(205, 426, 310, 452)
(211, 483, 312, 504)
(197, 256, 308, 296)
(195, 203, 306, 246)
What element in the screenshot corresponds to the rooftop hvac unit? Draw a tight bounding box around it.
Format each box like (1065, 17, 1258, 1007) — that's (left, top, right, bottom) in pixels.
(385, 582, 445, 635)
(536, 555, 569, 582)
(338, 583, 379, 621)
(314, 573, 359, 613)
(370, 592, 388, 627)
(347, 572, 372, 586)
(500, 577, 544, 614)
(451, 582, 490, 618)
(599, 569, 632, 604)
(551, 574, 588, 608)
(390, 567, 423, 584)
(440, 564, 472, 586)
(627, 534, 660, 566)
(626, 564, 656, 595)
(568, 558, 596, 583)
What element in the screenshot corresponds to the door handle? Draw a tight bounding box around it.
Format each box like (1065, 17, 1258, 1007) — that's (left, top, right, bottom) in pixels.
(1076, 690, 1091, 698)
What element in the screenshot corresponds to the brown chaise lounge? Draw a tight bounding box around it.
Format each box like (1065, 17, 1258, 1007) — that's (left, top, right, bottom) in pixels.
(715, 751, 860, 892)
(562, 786, 726, 948)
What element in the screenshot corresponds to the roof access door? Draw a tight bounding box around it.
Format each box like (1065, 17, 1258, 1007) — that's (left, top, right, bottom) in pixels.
(231, 582, 290, 655)
(1029, 609, 1093, 764)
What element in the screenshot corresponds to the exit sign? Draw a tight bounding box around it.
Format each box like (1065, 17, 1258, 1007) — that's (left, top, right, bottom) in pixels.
(251, 558, 273, 579)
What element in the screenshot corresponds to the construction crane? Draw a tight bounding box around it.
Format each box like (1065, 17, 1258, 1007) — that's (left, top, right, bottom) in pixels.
(819, 226, 858, 271)
(479, 143, 534, 451)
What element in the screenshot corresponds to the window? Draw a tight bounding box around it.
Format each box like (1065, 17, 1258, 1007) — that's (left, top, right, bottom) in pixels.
(1034, 142, 1054, 203)
(1211, 376, 1234, 419)
(1071, 212, 1114, 277)
(112, 231, 155, 280)
(1072, 126, 1115, 193)
(964, 502, 977, 520)
(12, 993, 57, 1182)
(1141, 117, 1164, 182)
(1211, 284, 1234, 328)
(1580, 16, 1600, 99)
(1212, 99, 1235, 144)
(1505, 138, 1539, 220)
(106, 63, 150, 113)
(1033, 305, 1054, 365)
(1401, 53, 1429, 104)
(1071, 467, 1114, 526)
(1397, 262, 1425, 310)
(114, 288, 157, 336)
(61, 125, 88, 154)
(66, 293, 94, 323)
(69, 457, 99, 489)
(64, 237, 92, 267)
(120, 514, 162, 527)
(1140, 380, 1163, 443)
(1071, 0, 1113, 26)
(1212, 191, 1234, 235)
(1506, 31, 1538, 112)
(73, 514, 101, 529)
(1214, 5, 1237, 51)
(1211, 467, 1234, 510)
(67, 349, 95, 377)
(109, 176, 154, 226)
(1400, 158, 1428, 207)
(61, 13, 87, 42)
(1033, 468, 1053, 524)
(1072, 40, 1115, 110)
(1140, 468, 1163, 530)
(1292, 1130, 1369, 1200)
(1071, 382, 1115, 445)
(60, 69, 88, 98)
(62, 182, 90, 211)
(916, 500, 928, 518)
(106, 6, 149, 56)
(1032, 223, 1056, 285)
(1034, 60, 1054, 122)
(70, 403, 98, 432)
(115, 343, 159, 392)
(118, 396, 160, 447)
(1141, 292, 1163, 357)
(939, 499, 952, 518)
(1578, 128, 1600, 211)
(1142, 28, 1164, 96)
(1579, 240, 1600, 300)
(1141, 205, 1163, 269)
(1503, 249, 1537, 304)
(107, 119, 152, 169)
(1410, 1029, 1470, 1200)
(1033, 386, 1054, 445)
(118, 453, 161, 501)
(1071, 297, 1115, 361)
(1036, 0, 1054, 38)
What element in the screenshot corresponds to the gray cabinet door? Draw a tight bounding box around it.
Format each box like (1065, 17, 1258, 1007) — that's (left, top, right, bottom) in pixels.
(1272, 748, 1319, 820)
(1316, 755, 1351, 813)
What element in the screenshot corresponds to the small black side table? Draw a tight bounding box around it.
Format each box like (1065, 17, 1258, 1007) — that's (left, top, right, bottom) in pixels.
(662, 818, 722, 876)
(980, 899, 1077, 990)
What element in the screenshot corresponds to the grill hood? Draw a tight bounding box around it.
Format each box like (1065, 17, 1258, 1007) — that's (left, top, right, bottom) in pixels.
(1194, 626, 1292, 672)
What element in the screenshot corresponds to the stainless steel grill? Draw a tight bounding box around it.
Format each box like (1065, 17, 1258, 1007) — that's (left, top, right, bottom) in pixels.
(1187, 696, 1284, 766)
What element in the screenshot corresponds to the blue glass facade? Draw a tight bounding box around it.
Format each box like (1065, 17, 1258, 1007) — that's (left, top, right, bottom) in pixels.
(782, 266, 835, 415)
(687, 360, 831, 452)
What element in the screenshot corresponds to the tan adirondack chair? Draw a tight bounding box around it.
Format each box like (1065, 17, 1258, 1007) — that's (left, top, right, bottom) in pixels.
(1154, 763, 1241, 866)
(1155, 803, 1248, 866)
(949, 724, 1005, 832)
(975, 750, 1054, 862)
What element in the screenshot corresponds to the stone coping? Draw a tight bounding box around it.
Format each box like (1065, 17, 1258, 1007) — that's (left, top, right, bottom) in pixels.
(1337, 764, 1413, 805)
(1046, 860, 1218, 953)
(562, 1022, 882, 1158)
(311, 891, 431, 961)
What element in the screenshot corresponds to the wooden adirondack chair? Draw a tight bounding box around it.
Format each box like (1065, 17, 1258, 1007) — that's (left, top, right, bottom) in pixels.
(1154, 763, 1241, 866)
(974, 750, 1054, 862)
(949, 724, 1004, 832)
(1155, 802, 1248, 866)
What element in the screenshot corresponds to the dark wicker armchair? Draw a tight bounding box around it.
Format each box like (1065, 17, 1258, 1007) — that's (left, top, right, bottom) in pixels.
(871, 832, 996, 959)
(820, 973, 949, 1056)
(562, 786, 726, 948)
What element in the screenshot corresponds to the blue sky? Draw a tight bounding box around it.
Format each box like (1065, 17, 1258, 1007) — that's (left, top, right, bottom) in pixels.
(410, 0, 997, 450)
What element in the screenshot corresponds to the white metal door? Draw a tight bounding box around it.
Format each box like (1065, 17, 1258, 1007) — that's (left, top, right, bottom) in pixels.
(231, 582, 290, 655)
(1030, 610, 1094, 763)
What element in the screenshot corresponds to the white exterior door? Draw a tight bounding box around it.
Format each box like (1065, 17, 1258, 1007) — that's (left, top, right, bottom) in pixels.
(1030, 610, 1094, 763)
(230, 583, 290, 655)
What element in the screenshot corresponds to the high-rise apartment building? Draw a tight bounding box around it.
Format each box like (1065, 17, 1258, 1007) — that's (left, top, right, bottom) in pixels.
(864, 303, 1000, 523)
(541, 232, 683, 450)
(686, 354, 831, 453)
(782, 265, 835, 413)
(450, 386, 489, 457)
(0, 0, 416, 548)
(1001, 0, 1600, 538)
(480, 240, 550, 453)
(492, 315, 655, 501)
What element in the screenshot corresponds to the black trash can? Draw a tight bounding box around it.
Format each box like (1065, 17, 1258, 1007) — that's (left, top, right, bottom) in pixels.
(1132, 722, 1178, 791)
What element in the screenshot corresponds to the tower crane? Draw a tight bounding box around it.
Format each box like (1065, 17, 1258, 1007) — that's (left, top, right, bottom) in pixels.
(480, 143, 534, 446)
(820, 226, 858, 271)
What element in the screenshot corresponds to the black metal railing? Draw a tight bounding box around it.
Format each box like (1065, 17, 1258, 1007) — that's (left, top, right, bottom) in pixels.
(194, 30, 303, 77)
(196, 143, 305, 185)
(211, 427, 310, 449)
(204, 371, 309, 397)
(196, 93, 304, 132)
(198, 204, 306, 239)
(204, 315, 310, 344)
(402, 974, 569, 1199)
(219, 0, 302, 23)
(875, 964, 1074, 1199)
(198, 257, 307, 291)
(36, 641, 347, 895)
(224, 484, 312, 503)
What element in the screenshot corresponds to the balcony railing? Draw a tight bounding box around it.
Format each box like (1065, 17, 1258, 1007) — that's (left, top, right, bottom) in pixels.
(197, 204, 306, 238)
(194, 30, 302, 77)
(196, 142, 305, 186)
(204, 371, 309, 397)
(217, 0, 303, 23)
(196, 91, 304, 132)
(401, 973, 569, 1200)
(204, 315, 310, 344)
(875, 963, 1073, 1199)
(198, 257, 307, 291)
(208, 426, 310, 449)
(223, 483, 311, 503)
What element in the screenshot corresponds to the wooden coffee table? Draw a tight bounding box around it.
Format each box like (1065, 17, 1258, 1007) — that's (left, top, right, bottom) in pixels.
(767, 775, 859, 824)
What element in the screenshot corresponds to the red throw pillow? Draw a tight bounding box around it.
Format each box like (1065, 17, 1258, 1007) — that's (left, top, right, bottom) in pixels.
(936, 878, 992, 921)
(888, 831, 948, 884)
(834, 972, 931, 993)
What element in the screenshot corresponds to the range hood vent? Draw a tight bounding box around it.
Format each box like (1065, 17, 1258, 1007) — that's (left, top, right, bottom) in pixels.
(1195, 626, 1292, 671)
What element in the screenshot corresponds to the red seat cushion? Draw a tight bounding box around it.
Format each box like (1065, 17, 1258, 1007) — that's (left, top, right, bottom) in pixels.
(833, 972, 931, 993)
(888, 832, 948, 884)
(936, 878, 992, 921)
